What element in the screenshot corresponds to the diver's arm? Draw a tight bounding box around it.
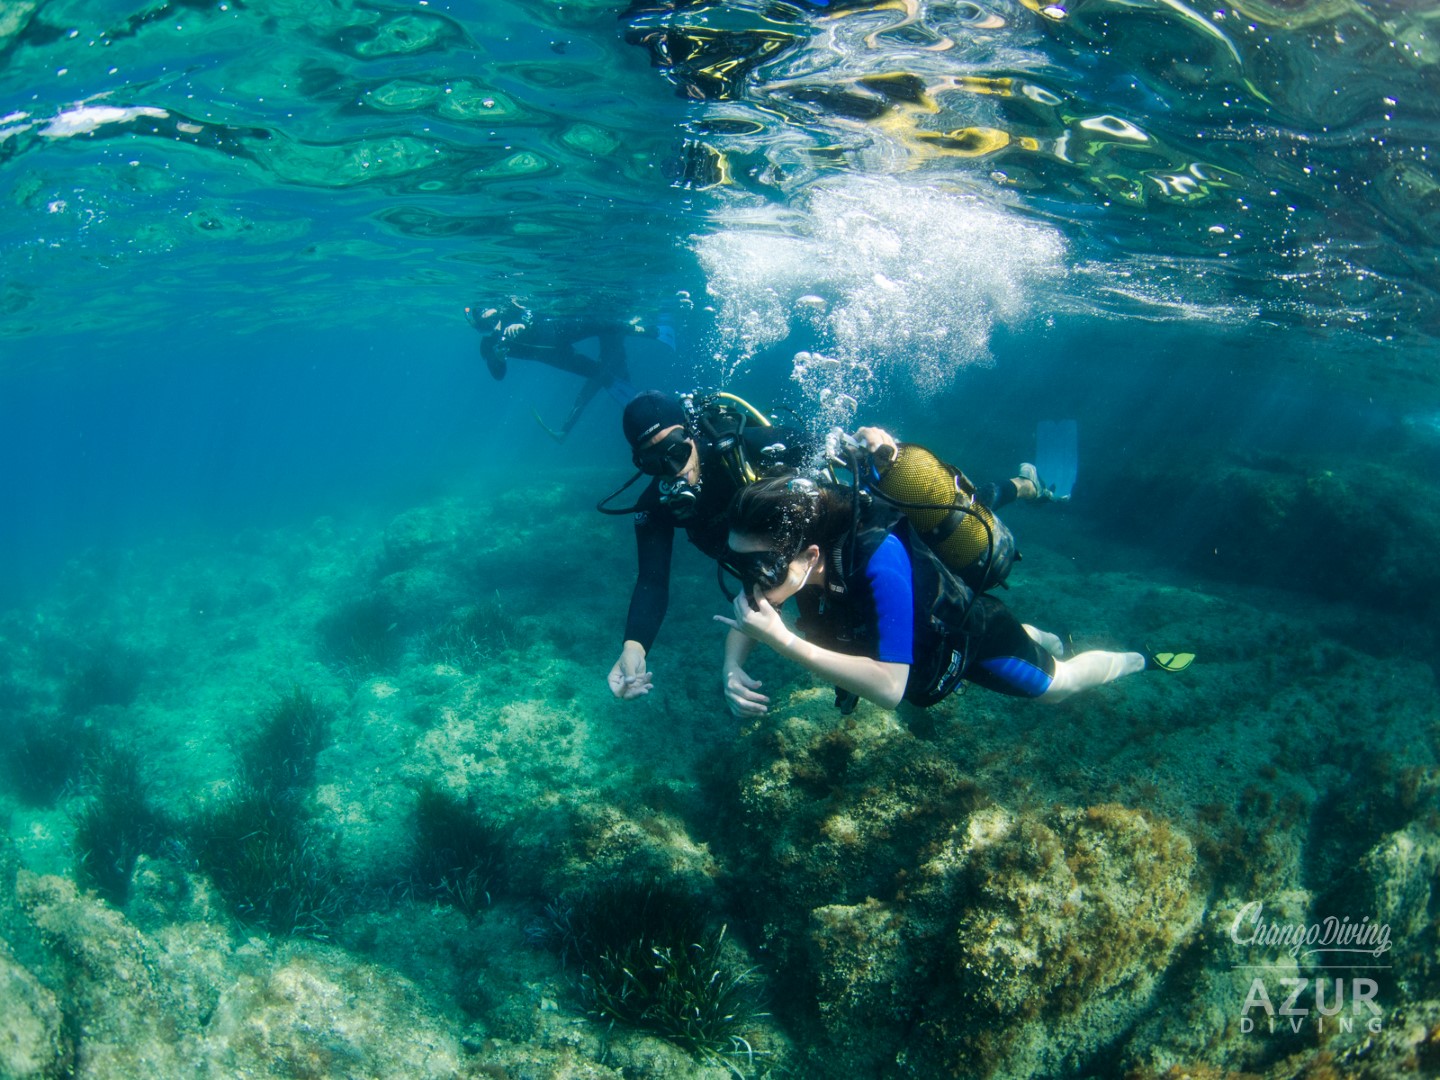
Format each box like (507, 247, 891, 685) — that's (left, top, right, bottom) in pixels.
(718, 594, 910, 710)
(623, 514, 673, 649)
(776, 626, 909, 710)
(609, 514, 673, 699)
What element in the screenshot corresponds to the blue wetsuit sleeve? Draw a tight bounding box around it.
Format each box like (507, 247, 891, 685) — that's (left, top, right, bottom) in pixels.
(624, 511, 674, 652)
(866, 534, 914, 664)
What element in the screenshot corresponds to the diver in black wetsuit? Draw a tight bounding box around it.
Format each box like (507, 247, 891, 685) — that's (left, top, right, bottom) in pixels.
(465, 298, 647, 440)
(603, 390, 811, 700)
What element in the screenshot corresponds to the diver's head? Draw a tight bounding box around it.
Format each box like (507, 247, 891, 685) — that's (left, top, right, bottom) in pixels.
(725, 531, 821, 607)
(726, 473, 848, 602)
(624, 391, 702, 518)
(624, 392, 697, 478)
(465, 304, 502, 332)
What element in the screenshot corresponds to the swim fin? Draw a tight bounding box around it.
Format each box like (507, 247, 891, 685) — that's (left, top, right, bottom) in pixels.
(1145, 646, 1195, 673)
(1035, 419, 1078, 501)
(531, 407, 569, 443)
(607, 378, 638, 406)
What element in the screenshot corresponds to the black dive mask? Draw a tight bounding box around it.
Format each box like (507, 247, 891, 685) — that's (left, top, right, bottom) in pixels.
(633, 429, 693, 476)
(723, 547, 792, 590)
(658, 476, 700, 519)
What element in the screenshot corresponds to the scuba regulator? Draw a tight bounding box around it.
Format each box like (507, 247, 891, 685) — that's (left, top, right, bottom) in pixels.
(597, 391, 773, 520)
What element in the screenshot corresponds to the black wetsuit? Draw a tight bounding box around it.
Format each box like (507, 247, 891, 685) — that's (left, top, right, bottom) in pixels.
(484, 316, 640, 437)
(624, 425, 808, 652)
(484, 316, 631, 384)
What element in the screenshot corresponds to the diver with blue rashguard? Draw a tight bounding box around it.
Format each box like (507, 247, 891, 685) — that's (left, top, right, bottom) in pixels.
(716, 472, 1146, 717)
(599, 396, 1062, 703)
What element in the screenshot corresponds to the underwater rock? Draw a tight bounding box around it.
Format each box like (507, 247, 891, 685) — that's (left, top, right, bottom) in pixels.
(1085, 449, 1440, 620)
(375, 565, 466, 631)
(15, 871, 200, 1075)
(725, 701, 1205, 1077)
(1319, 819, 1440, 994)
(0, 935, 70, 1080)
(381, 501, 480, 572)
(807, 896, 913, 1035)
(202, 949, 462, 1078)
(919, 803, 1204, 1077)
(1353, 823, 1440, 943)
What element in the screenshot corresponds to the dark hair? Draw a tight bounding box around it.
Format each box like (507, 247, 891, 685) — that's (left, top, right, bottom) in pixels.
(728, 472, 853, 555)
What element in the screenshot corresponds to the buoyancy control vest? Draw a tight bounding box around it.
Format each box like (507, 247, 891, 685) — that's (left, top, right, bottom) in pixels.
(797, 515, 981, 710)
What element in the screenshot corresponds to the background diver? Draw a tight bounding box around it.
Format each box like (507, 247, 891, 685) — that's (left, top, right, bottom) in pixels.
(465, 297, 664, 440)
(601, 391, 1061, 703)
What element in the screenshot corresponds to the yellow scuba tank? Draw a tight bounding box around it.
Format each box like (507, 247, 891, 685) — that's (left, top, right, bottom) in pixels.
(872, 443, 1016, 591)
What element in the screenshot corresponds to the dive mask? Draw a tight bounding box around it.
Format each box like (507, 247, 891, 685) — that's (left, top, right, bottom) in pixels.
(724, 546, 794, 590)
(633, 429, 693, 476)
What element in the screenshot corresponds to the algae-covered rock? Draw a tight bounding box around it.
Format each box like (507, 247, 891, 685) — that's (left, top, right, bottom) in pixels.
(203, 950, 463, 1078)
(1350, 823, 1440, 943)
(808, 897, 912, 1032)
(12, 869, 468, 1079)
(0, 935, 69, 1080)
(381, 501, 480, 572)
(1320, 820, 1440, 993)
(15, 871, 200, 1075)
(918, 803, 1204, 1077)
(725, 696, 1205, 1077)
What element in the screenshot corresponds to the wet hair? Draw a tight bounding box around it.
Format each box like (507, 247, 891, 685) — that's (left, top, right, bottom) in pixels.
(728, 472, 854, 556)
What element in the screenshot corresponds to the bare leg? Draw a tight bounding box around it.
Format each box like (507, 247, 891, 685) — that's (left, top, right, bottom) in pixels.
(1041, 650, 1145, 703)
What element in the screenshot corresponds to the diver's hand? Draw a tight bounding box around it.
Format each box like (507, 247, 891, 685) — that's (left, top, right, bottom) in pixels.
(722, 664, 769, 718)
(501, 322, 527, 340)
(607, 641, 653, 700)
(714, 593, 792, 652)
(854, 426, 898, 467)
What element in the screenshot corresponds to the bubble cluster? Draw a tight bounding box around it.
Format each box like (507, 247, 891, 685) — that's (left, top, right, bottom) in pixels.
(790, 350, 874, 432)
(696, 175, 1066, 406)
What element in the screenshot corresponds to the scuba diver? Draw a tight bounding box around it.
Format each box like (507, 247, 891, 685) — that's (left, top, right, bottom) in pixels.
(600, 393, 1061, 702)
(715, 471, 1148, 718)
(600, 389, 813, 700)
(465, 298, 653, 440)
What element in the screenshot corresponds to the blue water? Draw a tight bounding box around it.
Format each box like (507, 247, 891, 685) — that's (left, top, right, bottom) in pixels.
(2, 2, 1439, 1078)
(3, 0, 1436, 605)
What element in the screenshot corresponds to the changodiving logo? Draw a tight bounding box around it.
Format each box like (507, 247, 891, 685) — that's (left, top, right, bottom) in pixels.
(1230, 901, 1391, 1036)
